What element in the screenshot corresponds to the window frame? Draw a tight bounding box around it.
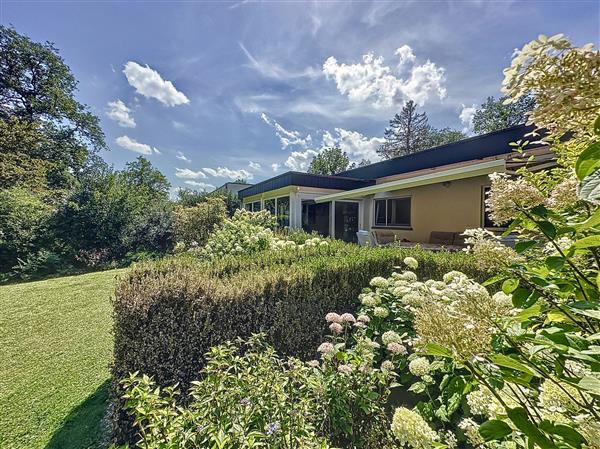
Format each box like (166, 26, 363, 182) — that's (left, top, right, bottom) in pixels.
(373, 196, 412, 229)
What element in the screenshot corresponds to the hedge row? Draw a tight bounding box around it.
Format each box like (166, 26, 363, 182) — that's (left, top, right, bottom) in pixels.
(111, 243, 487, 443)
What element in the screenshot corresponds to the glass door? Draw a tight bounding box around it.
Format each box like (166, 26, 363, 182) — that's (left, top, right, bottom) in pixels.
(334, 201, 359, 243)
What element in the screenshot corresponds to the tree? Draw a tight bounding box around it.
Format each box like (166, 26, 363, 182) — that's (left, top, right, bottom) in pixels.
(308, 147, 352, 175)
(378, 101, 431, 159)
(425, 127, 467, 148)
(0, 26, 105, 190)
(472, 95, 534, 134)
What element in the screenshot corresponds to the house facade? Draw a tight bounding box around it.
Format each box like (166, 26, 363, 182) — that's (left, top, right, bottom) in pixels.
(238, 125, 553, 244)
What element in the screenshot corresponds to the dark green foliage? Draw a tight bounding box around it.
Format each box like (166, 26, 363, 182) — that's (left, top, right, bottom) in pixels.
(378, 100, 466, 159)
(177, 188, 242, 217)
(173, 196, 227, 246)
(308, 147, 352, 175)
(111, 244, 486, 443)
(472, 95, 534, 134)
(54, 157, 174, 264)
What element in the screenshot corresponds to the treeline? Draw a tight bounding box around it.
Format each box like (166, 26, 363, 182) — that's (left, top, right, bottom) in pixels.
(0, 26, 232, 281)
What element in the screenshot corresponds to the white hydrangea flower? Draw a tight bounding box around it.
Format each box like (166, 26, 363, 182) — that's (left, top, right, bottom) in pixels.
(381, 360, 395, 371)
(404, 257, 418, 269)
(373, 307, 389, 318)
(408, 357, 431, 377)
(317, 342, 335, 355)
(357, 314, 371, 323)
(329, 322, 343, 335)
(391, 407, 439, 449)
(382, 330, 402, 345)
(340, 313, 356, 323)
(337, 364, 354, 374)
(458, 418, 484, 446)
(370, 276, 389, 288)
(387, 342, 407, 355)
(325, 312, 342, 323)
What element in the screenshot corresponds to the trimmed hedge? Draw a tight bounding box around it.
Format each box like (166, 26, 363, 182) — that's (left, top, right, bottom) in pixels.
(111, 243, 487, 443)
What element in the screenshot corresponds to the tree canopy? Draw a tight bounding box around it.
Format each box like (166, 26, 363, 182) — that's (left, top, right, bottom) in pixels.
(308, 147, 352, 175)
(472, 95, 534, 134)
(378, 101, 466, 159)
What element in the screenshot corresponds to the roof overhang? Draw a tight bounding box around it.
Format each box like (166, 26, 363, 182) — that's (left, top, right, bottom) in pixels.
(315, 159, 505, 203)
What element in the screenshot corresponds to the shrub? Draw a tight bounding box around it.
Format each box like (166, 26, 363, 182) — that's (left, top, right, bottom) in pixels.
(119, 335, 330, 448)
(111, 243, 486, 443)
(173, 197, 226, 246)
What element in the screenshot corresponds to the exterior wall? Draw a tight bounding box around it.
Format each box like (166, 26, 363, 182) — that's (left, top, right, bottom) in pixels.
(364, 175, 490, 243)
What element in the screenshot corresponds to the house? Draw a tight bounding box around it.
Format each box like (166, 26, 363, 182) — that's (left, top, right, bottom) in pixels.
(214, 181, 253, 197)
(238, 125, 553, 244)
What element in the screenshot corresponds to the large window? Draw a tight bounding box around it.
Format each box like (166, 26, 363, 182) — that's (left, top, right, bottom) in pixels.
(276, 196, 290, 227)
(264, 198, 276, 215)
(374, 197, 411, 228)
(251, 201, 261, 212)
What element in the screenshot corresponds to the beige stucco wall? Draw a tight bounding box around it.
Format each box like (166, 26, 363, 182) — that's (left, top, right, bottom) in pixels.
(366, 174, 490, 243)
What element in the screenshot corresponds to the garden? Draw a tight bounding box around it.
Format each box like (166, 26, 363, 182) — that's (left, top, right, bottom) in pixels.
(106, 35, 600, 449)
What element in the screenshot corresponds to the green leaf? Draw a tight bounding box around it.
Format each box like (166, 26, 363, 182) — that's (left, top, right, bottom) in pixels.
(514, 303, 543, 322)
(479, 420, 512, 442)
(572, 235, 600, 249)
(489, 354, 538, 376)
(578, 170, 600, 205)
(575, 142, 600, 180)
(511, 288, 531, 308)
(545, 256, 564, 271)
(506, 408, 557, 449)
(579, 376, 600, 394)
(422, 343, 452, 358)
(539, 420, 585, 448)
(515, 240, 537, 254)
(574, 208, 600, 230)
(594, 115, 600, 136)
(537, 221, 556, 239)
(502, 278, 519, 294)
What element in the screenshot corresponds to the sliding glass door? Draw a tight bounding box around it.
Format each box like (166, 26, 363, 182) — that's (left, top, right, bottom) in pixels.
(334, 201, 359, 243)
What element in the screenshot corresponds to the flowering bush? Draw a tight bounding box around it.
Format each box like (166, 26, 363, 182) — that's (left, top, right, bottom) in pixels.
(118, 335, 330, 449)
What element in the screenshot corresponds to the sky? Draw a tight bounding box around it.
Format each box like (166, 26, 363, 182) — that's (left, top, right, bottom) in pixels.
(2, 0, 599, 193)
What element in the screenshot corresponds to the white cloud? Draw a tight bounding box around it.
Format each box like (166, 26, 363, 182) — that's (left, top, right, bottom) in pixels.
(184, 180, 215, 191)
(459, 103, 477, 134)
(175, 168, 207, 179)
(284, 149, 319, 171)
(322, 46, 446, 108)
(239, 42, 321, 81)
(323, 128, 385, 162)
(172, 120, 186, 130)
(115, 135, 160, 155)
(202, 166, 254, 180)
(248, 161, 261, 170)
(271, 163, 280, 172)
(106, 100, 136, 128)
(123, 61, 189, 107)
(260, 113, 313, 149)
(176, 151, 191, 163)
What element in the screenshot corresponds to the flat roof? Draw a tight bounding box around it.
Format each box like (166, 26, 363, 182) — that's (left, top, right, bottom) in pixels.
(336, 124, 540, 180)
(238, 171, 374, 199)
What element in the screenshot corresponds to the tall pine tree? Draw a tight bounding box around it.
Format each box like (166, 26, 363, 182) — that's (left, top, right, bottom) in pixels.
(378, 100, 430, 159)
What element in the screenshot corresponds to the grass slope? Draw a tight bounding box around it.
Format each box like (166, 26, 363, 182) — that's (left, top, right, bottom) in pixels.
(0, 269, 125, 449)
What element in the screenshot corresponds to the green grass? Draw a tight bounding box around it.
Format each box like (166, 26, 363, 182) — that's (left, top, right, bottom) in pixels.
(0, 269, 125, 449)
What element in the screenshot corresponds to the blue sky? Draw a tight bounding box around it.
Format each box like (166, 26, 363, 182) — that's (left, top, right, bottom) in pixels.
(2, 1, 599, 192)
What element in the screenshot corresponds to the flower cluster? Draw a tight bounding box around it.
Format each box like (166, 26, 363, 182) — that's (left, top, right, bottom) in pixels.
(391, 407, 439, 449)
(486, 172, 545, 224)
(462, 228, 522, 271)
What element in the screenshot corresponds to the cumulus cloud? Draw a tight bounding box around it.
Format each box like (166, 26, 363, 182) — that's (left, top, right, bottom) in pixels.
(322, 46, 446, 108)
(248, 161, 261, 170)
(260, 113, 313, 149)
(175, 168, 207, 179)
(184, 180, 215, 191)
(323, 128, 385, 162)
(115, 135, 160, 155)
(123, 61, 189, 106)
(106, 100, 136, 127)
(284, 149, 320, 171)
(203, 166, 254, 180)
(271, 163, 280, 172)
(176, 151, 191, 163)
(459, 104, 477, 134)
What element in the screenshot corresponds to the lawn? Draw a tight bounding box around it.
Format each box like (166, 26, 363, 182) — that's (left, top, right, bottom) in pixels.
(0, 269, 126, 449)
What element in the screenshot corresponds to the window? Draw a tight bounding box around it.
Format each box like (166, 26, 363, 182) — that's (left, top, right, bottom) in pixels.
(276, 196, 290, 227)
(374, 198, 411, 228)
(251, 201, 261, 212)
(244, 203, 252, 211)
(264, 198, 276, 215)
